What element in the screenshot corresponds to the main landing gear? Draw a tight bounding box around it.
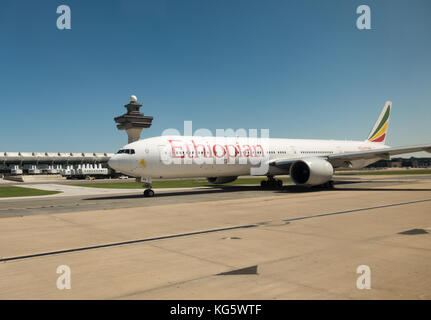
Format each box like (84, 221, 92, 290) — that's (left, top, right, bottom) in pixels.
(140, 177, 155, 197)
(260, 176, 283, 189)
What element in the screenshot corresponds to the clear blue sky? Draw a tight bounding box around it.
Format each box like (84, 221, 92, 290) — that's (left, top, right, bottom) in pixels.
(0, 0, 430, 154)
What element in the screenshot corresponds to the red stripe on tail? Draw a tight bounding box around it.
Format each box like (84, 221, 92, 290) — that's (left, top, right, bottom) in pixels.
(371, 133, 386, 143)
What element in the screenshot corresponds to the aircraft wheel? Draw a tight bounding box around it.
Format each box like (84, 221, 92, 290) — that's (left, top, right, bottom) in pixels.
(276, 179, 283, 188)
(144, 189, 155, 197)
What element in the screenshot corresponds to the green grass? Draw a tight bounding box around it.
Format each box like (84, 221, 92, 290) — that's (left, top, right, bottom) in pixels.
(73, 178, 292, 189)
(0, 186, 61, 198)
(335, 169, 431, 176)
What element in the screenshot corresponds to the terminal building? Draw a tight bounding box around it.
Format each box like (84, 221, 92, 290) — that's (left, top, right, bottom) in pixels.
(0, 152, 114, 179)
(0, 96, 153, 180)
(367, 157, 431, 169)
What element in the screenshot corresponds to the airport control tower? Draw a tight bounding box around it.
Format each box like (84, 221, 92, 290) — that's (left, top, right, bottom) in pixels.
(114, 95, 153, 143)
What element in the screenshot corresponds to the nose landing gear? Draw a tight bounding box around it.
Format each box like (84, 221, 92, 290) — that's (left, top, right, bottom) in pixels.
(260, 176, 283, 189)
(140, 177, 155, 197)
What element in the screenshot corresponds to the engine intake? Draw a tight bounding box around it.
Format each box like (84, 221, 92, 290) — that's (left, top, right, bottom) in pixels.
(290, 158, 333, 186)
(206, 176, 238, 184)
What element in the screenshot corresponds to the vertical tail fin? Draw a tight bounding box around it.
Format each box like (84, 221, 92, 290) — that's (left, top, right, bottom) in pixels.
(366, 101, 392, 144)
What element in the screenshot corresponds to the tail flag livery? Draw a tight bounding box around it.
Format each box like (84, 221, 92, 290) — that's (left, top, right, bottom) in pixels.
(367, 101, 391, 143)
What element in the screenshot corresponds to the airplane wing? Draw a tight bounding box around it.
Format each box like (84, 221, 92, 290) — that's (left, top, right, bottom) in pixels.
(270, 144, 431, 168)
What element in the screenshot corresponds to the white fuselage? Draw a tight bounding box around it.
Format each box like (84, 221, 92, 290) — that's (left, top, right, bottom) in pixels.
(108, 135, 388, 179)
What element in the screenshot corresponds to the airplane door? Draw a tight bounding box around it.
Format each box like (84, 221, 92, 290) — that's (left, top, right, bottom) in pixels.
(158, 145, 169, 163)
(289, 146, 297, 157)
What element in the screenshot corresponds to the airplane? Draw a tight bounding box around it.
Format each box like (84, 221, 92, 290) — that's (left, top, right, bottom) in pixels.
(108, 101, 431, 197)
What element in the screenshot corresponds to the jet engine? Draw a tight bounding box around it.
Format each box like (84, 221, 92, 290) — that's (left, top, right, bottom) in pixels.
(289, 158, 334, 186)
(206, 176, 238, 184)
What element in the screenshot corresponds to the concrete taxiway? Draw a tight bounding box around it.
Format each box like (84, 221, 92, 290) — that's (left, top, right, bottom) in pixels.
(0, 175, 430, 299)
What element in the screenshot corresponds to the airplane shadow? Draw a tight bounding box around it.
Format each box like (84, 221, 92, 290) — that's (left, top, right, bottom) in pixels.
(325, 187, 431, 192)
(83, 185, 270, 201)
(82, 179, 431, 201)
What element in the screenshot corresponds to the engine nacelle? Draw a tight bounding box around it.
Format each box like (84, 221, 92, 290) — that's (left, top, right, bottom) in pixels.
(290, 158, 333, 186)
(206, 176, 238, 184)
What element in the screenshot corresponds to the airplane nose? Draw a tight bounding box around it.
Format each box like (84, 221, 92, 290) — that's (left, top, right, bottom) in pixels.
(108, 154, 137, 175)
(108, 156, 119, 171)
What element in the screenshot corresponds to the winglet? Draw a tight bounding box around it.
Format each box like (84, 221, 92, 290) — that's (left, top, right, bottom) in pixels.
(367, 101, 391, 144)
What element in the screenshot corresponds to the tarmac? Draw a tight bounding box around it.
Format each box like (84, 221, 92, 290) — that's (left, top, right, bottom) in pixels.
(0, 175, 430, 299)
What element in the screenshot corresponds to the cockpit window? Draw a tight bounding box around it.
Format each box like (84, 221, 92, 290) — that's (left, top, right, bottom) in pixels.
(116, 149, 135, 154)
